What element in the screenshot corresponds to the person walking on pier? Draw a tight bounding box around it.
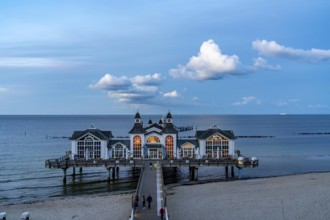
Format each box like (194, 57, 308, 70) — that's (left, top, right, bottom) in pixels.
(134, 194, 139, 208)
(142, 195, 146, 209)
(159, 207, 165, 220)
(149, 162, 152, 170)
(147, 194, 153, 209)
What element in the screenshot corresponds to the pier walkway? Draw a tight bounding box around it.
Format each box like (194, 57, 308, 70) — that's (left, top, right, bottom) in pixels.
(131, 161, 167, 220)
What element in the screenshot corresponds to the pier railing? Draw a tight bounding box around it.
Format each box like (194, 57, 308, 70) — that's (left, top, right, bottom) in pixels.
(129, 162, 144, 220)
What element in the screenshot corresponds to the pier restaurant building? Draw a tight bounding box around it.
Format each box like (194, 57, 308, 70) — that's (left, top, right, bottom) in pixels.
(70, 112, 236, 160)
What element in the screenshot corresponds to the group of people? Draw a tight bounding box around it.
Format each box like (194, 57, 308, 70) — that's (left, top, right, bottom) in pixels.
(134, 194, 153, 210)
(134, 194, 166, 219)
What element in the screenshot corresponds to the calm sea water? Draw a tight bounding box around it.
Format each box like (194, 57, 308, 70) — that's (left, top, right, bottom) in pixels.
(1, 115, 330, 206)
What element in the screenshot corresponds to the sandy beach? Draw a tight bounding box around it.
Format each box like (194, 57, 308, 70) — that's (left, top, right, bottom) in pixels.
(167, 172, 330, 220)
(2, 193, 133, 220)
(2, 173, 330, 220)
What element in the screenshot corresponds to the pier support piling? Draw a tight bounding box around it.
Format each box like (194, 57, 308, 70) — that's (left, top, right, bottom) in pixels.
(107, 167, 111, 182)
(225, 166, 229, 180)
(79, 167, 83, 175)
(194, 167, 199, 181)
(231, 166, 235, 178)
(112, 167, 116, 179)
(62, 168, 68, 184)
(72, 167, 76, 177)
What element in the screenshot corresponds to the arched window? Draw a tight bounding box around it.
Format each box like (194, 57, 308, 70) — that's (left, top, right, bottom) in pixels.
(165, 135, 174, 158)
(77, 136, 101, 159)
(181, 143, 194, 158)
(206, 134, 222, 158)
(112, 144, 126, 158)
(205, 134, 228, 158)
(133, 136, 142, 158)
(146, 136, 160, 143)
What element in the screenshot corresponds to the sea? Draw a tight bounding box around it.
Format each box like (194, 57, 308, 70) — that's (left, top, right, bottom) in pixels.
(1, 115, 330, 206)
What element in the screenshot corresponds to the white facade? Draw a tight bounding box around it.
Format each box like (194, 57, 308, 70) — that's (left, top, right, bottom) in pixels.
(70, 113, 236, 160)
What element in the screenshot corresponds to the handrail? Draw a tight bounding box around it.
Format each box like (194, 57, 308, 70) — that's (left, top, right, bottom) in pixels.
(129, 161, 145, 220)
(160, 164, 170, 220)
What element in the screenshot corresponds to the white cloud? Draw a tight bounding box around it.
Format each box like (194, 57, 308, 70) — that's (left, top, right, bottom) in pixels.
(0, 57, 83, 68)
(91, 73, 164, 104)
(252, 39, 330, 62)
(273, 99, 299, 106)
(253, 57, 281, 71)
(90, 74, 131, 90)
(164, 90, 179, 98)
(131, 73, 163, 86)
(170, 39, 240, 80)
(233, 96, 261, 106)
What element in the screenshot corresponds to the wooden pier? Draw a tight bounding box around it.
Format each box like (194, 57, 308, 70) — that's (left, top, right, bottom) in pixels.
(45, 155, 257, 219)
(45, 156, 257, 183)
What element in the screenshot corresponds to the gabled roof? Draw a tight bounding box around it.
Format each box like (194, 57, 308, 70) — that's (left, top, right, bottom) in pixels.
(145, 130, 162, 136)
(129, 123, 145, 134)
(109, 139, 130, 147)
(145, 123, 163, 131)
(166, 111, 172, 119)
(70, 128, 113, 140)
(196, 128, 236, 140)
(178, 139, 199, 147)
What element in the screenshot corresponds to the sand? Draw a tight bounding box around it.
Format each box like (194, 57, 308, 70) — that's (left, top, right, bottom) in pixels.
(1, 193, 133, 220)
(2, 173, 330, 220)
(166, 172, 330, 220)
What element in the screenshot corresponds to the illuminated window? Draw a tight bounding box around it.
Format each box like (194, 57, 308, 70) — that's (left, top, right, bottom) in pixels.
(133, 136, 142, 158)
(146, 136, 160, 143)
(205, 134, 225, 158)
(165, 135, 174, 158)
(181, 143, 194, 158)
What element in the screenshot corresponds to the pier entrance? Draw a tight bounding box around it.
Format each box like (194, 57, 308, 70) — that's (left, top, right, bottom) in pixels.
(148, 148, 162, 159)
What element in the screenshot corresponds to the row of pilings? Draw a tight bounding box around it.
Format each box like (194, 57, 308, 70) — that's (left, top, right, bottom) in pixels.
(188, 165, 237, 181)
(61, 166, 120, 184)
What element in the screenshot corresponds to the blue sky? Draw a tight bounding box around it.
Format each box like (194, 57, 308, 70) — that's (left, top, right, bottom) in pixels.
(0, 0, 329, 114)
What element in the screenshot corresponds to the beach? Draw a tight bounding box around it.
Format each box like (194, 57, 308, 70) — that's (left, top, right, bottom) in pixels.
(2, 193, 133, 220)
(167, 172, 330, 220)
(2, 173, 330, 220)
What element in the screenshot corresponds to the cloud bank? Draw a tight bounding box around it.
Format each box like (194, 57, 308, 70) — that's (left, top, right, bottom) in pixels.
(252, 39, 330, 62)
(91, 73, 178, 105)
(170, 39, 240, 80)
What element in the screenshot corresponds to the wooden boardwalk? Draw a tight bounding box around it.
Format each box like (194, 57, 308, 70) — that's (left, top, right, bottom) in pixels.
(132, 161, 166, 220)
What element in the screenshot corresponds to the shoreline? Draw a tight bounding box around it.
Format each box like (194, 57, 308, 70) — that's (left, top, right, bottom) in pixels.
(2, 172, 330, 219)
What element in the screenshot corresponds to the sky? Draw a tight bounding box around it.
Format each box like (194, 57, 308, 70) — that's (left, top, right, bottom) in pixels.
(0, 0, 329, 115)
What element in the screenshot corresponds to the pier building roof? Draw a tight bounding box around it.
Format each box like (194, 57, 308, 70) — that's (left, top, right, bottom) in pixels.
(70, 128, 113, 140)
(129, 123, 145, 134)
(109, 139, 130, 147)
(196, 127, 236, 140)
(178, 139, 199, 147)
